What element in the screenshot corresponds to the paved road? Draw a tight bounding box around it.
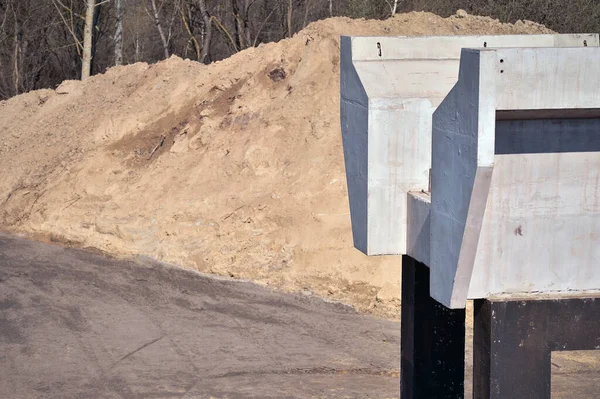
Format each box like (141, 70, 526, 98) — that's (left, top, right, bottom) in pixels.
(0, 233, 400, 399)
(2, 233, 600, 399)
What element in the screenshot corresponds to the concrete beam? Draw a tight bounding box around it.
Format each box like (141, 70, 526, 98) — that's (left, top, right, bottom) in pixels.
(406, 191, 430, 266)
(340, 34, 598, 256)
(430, 47, 600, 308)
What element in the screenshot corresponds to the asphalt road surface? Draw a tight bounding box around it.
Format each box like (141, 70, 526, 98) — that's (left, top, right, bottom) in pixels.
(0, 233, 400, 399)
(2, 233, 600, 399)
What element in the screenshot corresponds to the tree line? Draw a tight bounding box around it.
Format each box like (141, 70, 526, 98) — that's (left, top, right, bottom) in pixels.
(1, 0, 599, 100)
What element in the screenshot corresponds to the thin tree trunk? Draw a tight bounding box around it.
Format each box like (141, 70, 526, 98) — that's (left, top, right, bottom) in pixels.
(180, 4, 200, 60)
(82, 0, 95, 80)
(150, 0, 170, 59)
(135, 38, 141, 61)
(303, 0, 310, 28)
(92, 2, 101, 62)
(115, 0, 123, 65)
(287, 0, 292, 38)
(329, 0, 332, 17)
(232, 0, 252, 50)
(232, 0, 245, 49)
(12, 7, 20, 95)
(252, 7, 275, 47)
(134, 1, 143, 62)
(244, 0, 253, 47)
(196, 0, 212, 63)
(243, 0, 251, 48)
(235, 15, 247, 49)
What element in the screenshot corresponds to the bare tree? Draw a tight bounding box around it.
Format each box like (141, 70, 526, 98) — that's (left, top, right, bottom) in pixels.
(196, 0, 212, 63)
(179, 1, 200, 60)
(252, 5, 276, 46)
(130, 1, 146, 62)
(287, 0, 293, 37)
(303, 0, 311, 27)
(149, 0, 170, 58)
(51, 0, 84, 57)
(82, 0, 96, 79)
(11, 2, 20, 94)
(384, 0, 399, 15)
(2, 0, 600, 101)
(115, 0, 123, 65)
(232, 0, 255, 49)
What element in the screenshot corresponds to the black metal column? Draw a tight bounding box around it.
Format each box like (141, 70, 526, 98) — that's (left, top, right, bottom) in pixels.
(474, 296, 600, 399)
(401, 255, 466, 399)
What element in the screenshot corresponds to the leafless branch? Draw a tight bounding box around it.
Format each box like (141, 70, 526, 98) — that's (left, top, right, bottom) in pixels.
(253, 7, 276, 47)
(51, 0, 83, 54)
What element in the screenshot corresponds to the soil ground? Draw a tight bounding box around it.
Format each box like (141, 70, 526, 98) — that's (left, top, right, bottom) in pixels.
(2, 234, 600, 398)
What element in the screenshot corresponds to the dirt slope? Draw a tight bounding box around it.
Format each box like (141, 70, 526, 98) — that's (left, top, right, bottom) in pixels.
(0, 11, 551, 318)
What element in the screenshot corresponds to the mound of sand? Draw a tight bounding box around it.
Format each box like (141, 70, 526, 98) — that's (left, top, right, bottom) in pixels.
(0, 11, 551, 318)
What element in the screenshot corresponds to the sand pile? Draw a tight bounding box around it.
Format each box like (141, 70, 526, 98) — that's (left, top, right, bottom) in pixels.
(0, 11, 551, 318)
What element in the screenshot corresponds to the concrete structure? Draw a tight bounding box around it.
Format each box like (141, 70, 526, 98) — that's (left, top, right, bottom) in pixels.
(425, 46, 600, 308)
(474, 295, 600, 399)
(341, 37, 600, 399)
(341, 34, 598, 256)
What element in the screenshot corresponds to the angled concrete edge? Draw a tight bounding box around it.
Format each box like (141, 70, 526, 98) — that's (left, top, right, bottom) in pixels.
(340, 34, 598, 256)
(430, 46, 600, 308)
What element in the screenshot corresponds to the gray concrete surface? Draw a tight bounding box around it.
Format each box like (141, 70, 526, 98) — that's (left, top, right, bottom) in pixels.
(0, 233, 399, 399)
(430, 47, 600, 308)
(340, 34, 598, 257)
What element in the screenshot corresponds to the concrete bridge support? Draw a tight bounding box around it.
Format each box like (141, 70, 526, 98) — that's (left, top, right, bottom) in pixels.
(341, 35, 600, 398)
